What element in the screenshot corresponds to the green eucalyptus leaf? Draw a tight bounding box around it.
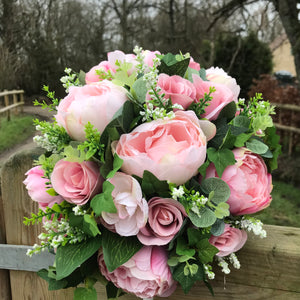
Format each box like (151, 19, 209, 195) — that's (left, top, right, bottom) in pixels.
(246, 138, 269, 154)
(211, 219, 225, 236)
(189, 207, 216, 228)
(131, 77, 147, 103)
(200, 177, 230, 204)
(214, 202, 230, 219)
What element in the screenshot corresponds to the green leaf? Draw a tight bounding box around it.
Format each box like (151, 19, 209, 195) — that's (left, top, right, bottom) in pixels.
(131, 77, 147, 104)
(172, 262, 204, 294)
(217, 101, 237, 122)
(141, 170, 170, 198)
(246, 138, 269, 154)
(208, 118, 229, 149)
(74, 287, 97, 300)
(106, 281, 125, 300)
(176, 236, 195, 257)
(90, 181, 116, 217)
(55, 237, 102, 280)
(83, 214, 101, 237)
(199, 68, 207, 81)
(37, 269, 68, 290)
(211, 219, 225, 236)
(196, 239, 219, 264)
(233, 115, 250, 131)
(200, 177, 230, 204)
(198, 159, 210, 178)
(102, 230, 143, 272)
(214, 202, 230, 219)
(264, 126, 282, 171)
(189, 207, 216, 228)
(78, 70, 86, 85)
(158, 53, 190, 77)
(207, 148, 236, 177)
(234, 132, 253, 147)
(168, 256, 180, 267)
(106, 154, 123, 179)
(187, 67, 201, 82)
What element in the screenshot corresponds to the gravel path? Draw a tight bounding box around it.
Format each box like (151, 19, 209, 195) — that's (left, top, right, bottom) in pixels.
(0, 106, 54, 167)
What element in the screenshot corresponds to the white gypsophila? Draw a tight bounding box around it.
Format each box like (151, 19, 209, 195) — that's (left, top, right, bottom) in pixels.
(172, 103, 184, 110)
(33, 135, 59, 153)
(204, 264, 215, 280)
(72, 205, 86, 216)
(229, 253, 241, 269)
(239, 217, 267, 238)
(217, 257, 231, 274)
(172, 186, 185, 201)
(198, 196, 208, 205)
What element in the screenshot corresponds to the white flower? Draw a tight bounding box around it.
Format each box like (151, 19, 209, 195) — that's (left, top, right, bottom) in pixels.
(172, 186, 185, 200)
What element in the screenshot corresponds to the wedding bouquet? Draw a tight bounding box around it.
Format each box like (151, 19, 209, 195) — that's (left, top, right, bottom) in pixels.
(24, 47, 281, 300)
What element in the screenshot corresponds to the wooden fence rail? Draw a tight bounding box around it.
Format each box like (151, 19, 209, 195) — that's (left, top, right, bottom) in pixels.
(0, 148, 300, 300)
(0, 90, 25, 122)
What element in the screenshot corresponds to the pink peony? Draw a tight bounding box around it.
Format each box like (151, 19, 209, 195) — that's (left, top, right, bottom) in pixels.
(23, 166, 63, 211)
(101, 172, 148, 236)
(156, 73, 197, 109)
(138, 197, 187, 245)
(55, 80, 128, 141)
(206, 148, 273, 215)
(189, 56, 201, 71)
(98, 246, 177, 298)
(51, 160, 103, 206)
(192, 74, 235, 120)
(206, 67, 240, 101)
(85, 50, 137, 84)
(112, 110, 215, 185)
(209, 224, 247, 257)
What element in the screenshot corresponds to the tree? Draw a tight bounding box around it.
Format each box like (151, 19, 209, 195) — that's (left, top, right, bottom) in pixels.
(209, 0, 300, 88)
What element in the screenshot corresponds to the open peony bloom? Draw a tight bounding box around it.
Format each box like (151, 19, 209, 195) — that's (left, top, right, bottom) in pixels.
(112, 110, 216, 185)
(51, 160, 103, 206)
(206, 148, 273, 215)
(98, 246, 177, 298)
(209, 224, 247, 257)
(23, 166, 63, 211)
(55, 80, 128, 141)
(101, 172, 148, 236)
(206, 67, 240, 101)
(138, 197, 187, 245)
(192, 74, 235, 120)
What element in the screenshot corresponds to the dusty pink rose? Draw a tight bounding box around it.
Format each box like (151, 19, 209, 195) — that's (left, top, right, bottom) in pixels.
(51, 160, 103, 205)
(112, 110, 215, 185)
(55, 80, 128, 141)
(85, 50, 137, 84)
(206, 148, 273, 215)
(156, 74, 197, 109)
(98, 246, 177, 298)
(189, 56, 201, 71)
(101, 172, 148, 236)
(206, 67, 240, 101)
(138, 197, 187, 245)
(209, 224, 247, 257)
(192, 74, 235, 120)
(23, 166, 63, 211)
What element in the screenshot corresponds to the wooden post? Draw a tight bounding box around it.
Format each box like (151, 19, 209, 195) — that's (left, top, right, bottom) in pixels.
(20, 93, 24, 113)
(0, 148, 74, 300)
(3, 90, 10, 121)
(13, 94, 18, 115)
(0, 181, 12, 300)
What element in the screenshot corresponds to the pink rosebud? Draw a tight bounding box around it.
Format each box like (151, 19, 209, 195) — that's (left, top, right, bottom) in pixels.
(23, 166, 63, 211)
(189, 56, 201, 71)
(156, 74, 197, 109)
(209, 224, 247, 257)
(101, 172, 148, 236)
(138, 197, 186, 245)
(206, 148, 273, 215)
(112, 110, 215, 185)
(192, 74, 235, 120)
(55, 80, 128, 141)
(206, 67, 240, 101)
(98, 246, 177, 298)
(51, 160, 103, 206)
(143, 50, 161, 70)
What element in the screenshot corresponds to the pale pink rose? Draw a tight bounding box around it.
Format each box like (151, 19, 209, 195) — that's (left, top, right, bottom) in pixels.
(156, 74, 197, 109)
(138, 197, 187, 245)
(55, 80, 128, 141)
(98, 246, 177, 298)
(143, 50, 161, 70)
(189, 56, 201, 71)
(23, 166, 63, 211)
(85, 62, 113, 84)
(206, 67, 240, 101)
(51, 160, 103, 206)
(206, 148, 273, 215)
(101, 172, 148, 236)
(192, 74, 235, 120)
(209, 224, 247, 257)
(112, 110, 215, 185)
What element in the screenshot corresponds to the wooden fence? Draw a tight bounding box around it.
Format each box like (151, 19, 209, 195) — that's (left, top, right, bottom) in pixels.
(0, 148, 300, 300)
(0, 90, 25, 122)
(272, 103, 300, 155)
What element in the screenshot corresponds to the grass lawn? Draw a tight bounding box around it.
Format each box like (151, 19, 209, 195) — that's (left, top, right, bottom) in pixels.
(0, 114, 35, 153)
(258, 180, 300, 227)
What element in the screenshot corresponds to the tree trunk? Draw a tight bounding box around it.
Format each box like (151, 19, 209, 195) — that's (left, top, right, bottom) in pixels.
(271, 0, 300, 88)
